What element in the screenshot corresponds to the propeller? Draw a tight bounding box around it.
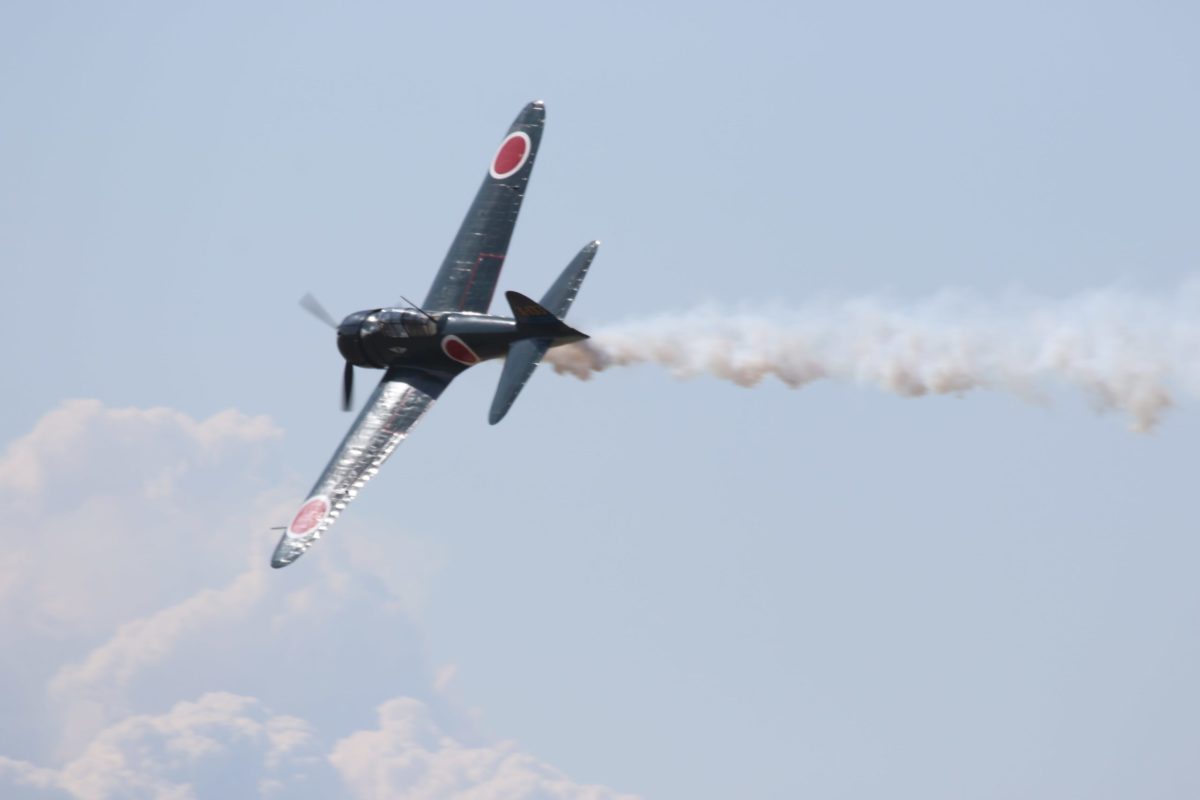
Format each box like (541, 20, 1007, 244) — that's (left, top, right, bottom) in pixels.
(342, 360, 354, 411)
(300, 292, 339, 329)
(299, 293, 355, 412)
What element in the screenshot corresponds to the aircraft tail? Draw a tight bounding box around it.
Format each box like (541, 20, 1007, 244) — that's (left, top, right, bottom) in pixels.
(506, 291, 588, 342)
(488, 241, 599, 424)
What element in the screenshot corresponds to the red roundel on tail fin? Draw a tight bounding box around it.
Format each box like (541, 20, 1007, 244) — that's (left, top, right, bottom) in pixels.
(490, 132, 531, 180)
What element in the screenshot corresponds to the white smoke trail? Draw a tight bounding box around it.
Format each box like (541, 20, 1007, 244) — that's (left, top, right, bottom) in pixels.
(545, 284, 1200, 431)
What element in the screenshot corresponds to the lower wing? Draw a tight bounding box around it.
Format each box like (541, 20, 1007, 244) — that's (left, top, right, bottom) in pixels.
(271, 367, 451, 568)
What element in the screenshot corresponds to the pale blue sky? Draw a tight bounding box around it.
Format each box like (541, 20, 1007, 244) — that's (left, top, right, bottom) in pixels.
(3, 2, 1199, 798)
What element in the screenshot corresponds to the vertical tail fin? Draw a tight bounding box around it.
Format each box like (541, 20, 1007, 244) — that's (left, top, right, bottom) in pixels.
(505, 291, 587, 341)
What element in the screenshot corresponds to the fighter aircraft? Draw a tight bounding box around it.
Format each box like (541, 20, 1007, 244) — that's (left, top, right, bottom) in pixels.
(271, 101, 597, 568)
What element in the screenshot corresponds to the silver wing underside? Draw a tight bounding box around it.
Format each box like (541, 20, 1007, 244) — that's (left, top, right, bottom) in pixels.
(271, 368, 450, 568)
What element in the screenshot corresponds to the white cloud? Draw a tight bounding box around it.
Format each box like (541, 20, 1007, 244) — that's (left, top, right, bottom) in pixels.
(339, 527, 448, 619)
(47, 568, 269, 752)
(0, 401, 635, 800)
(51, 570, 266, 702)
(0, 399, 286, 639)
(0, 756, 61, 794)
(330, 697, 637, 800)
(0, 399, 280, 500)
(3, 694, 637, 800)
(1, 693, 330, 800)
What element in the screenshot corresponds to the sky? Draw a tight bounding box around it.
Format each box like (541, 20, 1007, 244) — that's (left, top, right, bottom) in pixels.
(2, 1, 1199, 798)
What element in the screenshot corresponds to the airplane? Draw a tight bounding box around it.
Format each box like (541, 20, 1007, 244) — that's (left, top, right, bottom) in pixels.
(271, 100, 597, 568)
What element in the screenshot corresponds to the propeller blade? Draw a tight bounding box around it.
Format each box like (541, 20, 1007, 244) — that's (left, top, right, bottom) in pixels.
(300, 293, 339, 329)
(342, 361, 354, 411)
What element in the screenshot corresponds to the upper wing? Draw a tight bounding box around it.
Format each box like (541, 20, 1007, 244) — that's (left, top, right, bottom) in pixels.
(270, 367, 451, 568)
(422, 101, 545, 314)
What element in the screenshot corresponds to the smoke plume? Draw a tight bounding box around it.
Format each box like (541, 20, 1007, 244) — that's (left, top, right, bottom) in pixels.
(545, 284, 1200, 431)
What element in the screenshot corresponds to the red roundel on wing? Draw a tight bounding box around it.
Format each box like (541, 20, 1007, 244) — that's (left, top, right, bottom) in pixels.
(288, 497, 328, 537)
(490, 132, 529, 179)
(443, 336, 480, 365)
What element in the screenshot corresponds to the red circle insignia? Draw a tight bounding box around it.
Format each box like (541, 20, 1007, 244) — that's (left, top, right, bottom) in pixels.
(288, 496, 329, 538)
(442, 336, 480, 365)
(489, 132, 530, 180)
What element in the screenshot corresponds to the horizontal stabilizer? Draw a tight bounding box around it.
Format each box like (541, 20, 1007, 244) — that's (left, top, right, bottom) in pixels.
(489, 338, 552, 425)
(540, 240, 599, 318)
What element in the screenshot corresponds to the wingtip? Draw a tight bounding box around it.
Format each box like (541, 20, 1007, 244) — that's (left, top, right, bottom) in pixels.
(270, 545, 297, 569)
(270, 532, 306, 569)
(515, 101, 545, 127)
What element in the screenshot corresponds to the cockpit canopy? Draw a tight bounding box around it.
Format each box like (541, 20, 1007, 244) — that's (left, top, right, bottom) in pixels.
(337, 307, 439, 367)
(363, 308, 438, 338)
